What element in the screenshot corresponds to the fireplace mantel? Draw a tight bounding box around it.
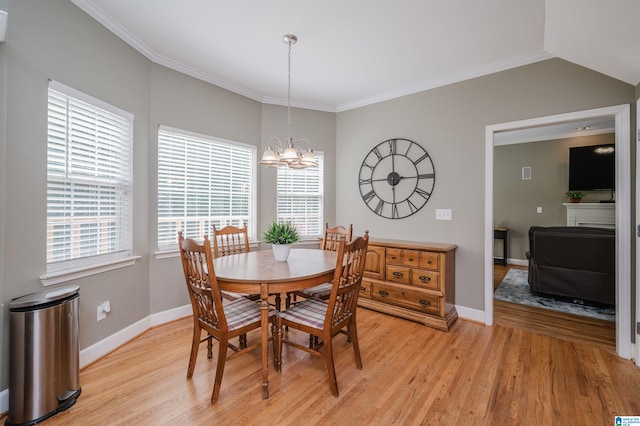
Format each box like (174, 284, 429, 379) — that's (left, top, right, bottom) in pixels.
(563, 203, 615, 229)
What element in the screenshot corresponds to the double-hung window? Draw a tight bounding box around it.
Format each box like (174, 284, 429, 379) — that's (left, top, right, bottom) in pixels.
(46, 81, 134, 277)
(276, 152, 324, 238)
(157, 126, 256, 250)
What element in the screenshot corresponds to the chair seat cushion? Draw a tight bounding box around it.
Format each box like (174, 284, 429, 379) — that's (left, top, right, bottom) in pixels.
(224, 297, 274, 331)
(298, 282, 333, 299)
(277, 298, 328, 330)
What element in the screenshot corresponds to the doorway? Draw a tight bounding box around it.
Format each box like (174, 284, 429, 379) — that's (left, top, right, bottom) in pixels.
(484, 104, 632, 359)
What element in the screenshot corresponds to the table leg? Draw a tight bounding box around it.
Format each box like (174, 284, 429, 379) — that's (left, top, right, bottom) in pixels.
(260, 283, 269, 399)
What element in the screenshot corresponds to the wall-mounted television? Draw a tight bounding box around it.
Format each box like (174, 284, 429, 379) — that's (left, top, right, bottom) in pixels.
(568, 143, 615, 191)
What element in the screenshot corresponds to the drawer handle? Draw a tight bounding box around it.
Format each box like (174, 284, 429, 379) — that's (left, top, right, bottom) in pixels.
(407, 258, 414, 262)
(427, 260, 433, 264)
(378, 290, 389, 297)
(392, 272, 404, 278)
(391, 256, 397, 260)
(419, 299, 431, 307)
(419, 276, 431, 283)
(360, 287, 366, 292)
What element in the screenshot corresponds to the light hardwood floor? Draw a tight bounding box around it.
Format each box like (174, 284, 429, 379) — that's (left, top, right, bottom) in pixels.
(8, 300, 637, 425)
(493, 264, 616, 352)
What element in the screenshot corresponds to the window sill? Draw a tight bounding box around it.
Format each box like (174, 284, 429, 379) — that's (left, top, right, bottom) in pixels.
(40, 255, 141, 286)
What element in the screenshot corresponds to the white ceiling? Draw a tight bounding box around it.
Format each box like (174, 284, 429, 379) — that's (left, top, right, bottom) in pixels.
(72, 0, 639, 114)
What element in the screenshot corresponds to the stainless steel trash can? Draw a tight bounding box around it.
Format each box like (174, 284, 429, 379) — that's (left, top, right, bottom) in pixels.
(6, 285, 81, 426)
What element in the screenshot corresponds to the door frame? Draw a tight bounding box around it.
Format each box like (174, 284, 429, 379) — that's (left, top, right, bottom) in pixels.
(484, 104, 632, 359)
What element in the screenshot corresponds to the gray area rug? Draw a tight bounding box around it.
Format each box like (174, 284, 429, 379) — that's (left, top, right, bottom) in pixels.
(494, 268, 615, 322)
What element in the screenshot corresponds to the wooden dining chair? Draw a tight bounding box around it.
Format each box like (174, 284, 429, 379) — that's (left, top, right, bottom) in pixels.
(178, 232, 275, 403)
(274, 231, 369, 397)
(289, 223, 353, 304)
(288, 224, 353, 346)
(212, 223, 250, 258)
(212, 223, 260, 302)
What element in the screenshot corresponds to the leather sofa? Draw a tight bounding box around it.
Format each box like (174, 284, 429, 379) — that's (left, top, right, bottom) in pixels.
(526, 226, 615, 306)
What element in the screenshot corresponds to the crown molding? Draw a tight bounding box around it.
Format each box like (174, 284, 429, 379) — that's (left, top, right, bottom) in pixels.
(72, 1, 553, 114)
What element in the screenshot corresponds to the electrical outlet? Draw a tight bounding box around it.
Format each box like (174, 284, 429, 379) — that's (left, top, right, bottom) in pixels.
(97, 300, 111, 321)
(97, 305, 107, 321)
(436, 209, 452, 221)
(537, 207, 542, 213)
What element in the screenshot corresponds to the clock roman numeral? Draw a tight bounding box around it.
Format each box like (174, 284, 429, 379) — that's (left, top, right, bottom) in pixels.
(374, 199, 385, 215)
(362, 189, 376, 202)
(372, 147, 383, 161)
(417, 173, 435, 180)
(359, 177, 373, 185)
(413, 153, 430, 165)
(392, 203, 399, 219)
(388, 139, 397, 155)
(362, 161, 375, 170)
(415, 187, 431, 199)
(406, 199, 418, 213)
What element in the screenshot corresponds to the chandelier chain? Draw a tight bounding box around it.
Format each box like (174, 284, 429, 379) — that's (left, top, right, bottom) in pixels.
(287, 37, 292, 142)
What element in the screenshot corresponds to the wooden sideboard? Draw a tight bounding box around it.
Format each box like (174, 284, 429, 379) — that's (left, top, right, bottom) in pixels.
(358, 238, 458, 331)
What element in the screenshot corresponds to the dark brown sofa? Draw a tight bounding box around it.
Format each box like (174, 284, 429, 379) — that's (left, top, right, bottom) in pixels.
(526, 226, 615, 306)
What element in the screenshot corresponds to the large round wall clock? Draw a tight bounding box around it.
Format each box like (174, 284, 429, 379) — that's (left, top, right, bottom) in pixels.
(358, 138, 436, 219)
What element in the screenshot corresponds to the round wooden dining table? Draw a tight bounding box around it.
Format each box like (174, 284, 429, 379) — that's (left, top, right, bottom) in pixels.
(212, 248, 338, 399)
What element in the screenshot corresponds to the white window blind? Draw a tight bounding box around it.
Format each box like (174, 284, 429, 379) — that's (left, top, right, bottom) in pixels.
(277, 152, 324, 237)
(157, 126, 256, 250)
(46, 81, 133, 272)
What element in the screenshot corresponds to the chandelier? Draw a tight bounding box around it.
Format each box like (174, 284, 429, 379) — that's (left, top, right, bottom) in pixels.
(259, 34, 317, 169)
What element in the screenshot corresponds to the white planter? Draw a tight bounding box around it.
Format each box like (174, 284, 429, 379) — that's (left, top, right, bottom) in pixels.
(272, 244, 291, 261)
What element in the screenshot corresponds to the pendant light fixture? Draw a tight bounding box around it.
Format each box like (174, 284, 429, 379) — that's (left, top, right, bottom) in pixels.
(259, 34, 317, 169)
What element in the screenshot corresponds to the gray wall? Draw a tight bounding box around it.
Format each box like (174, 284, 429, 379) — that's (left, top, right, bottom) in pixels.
(494, 133, 615, 261)
(336, 59, 634, 312)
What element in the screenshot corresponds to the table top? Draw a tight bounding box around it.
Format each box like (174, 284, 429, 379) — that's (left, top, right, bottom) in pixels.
(213, 248, 338, 293)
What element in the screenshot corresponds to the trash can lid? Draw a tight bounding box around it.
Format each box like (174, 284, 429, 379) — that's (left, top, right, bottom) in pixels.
(10, 285, 80, 310)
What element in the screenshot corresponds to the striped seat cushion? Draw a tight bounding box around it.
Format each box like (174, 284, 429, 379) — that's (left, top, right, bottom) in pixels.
(298, 282, 333, 299)
(277, 298, 328, 330)
(223, 296, 275, 331)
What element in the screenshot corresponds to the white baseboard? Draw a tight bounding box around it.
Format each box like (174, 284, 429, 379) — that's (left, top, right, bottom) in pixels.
(507, 258, 528, 266)
(456, 305, 485, 324)
(80, 304, 191, 368)
(150, 304, 191, 327)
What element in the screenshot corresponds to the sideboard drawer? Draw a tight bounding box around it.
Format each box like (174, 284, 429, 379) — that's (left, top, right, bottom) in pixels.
(419, 252, 440, 270)
(386, 265, 410, 284)
(372, 282, 441, 316)
(409, 269, 440, 290)
(386, 248, 402, 265)
(359, 280, 372, 299)
(402, 250, 421, 267)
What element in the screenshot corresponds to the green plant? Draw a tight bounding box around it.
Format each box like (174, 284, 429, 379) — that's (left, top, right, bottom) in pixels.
(566, 191, 585, 199)
(262, 221, 300, 245)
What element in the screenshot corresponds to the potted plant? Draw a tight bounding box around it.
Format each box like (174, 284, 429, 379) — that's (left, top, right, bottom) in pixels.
(566, 190, 585, 203)
(262, 221, 300, 261)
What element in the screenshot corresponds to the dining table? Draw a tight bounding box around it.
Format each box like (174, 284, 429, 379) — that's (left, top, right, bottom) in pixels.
(212, 248, 338, 399)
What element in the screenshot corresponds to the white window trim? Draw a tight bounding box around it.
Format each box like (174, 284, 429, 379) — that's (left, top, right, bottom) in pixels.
(40, 255, 141, 286)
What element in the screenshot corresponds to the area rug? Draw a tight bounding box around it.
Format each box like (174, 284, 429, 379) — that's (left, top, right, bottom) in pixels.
(494, 268, 615, 322)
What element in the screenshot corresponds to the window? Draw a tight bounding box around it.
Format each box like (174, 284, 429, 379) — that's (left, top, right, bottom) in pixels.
(46, 81, 134, 273)
(277, 152, 324, 238)
(157, 126, 256, 250)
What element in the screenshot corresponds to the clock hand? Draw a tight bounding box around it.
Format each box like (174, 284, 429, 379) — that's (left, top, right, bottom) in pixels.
(369, 175, 411, 183)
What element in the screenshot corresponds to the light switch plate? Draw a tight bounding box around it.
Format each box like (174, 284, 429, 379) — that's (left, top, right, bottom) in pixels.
(436, 209, 452, 221)
(537, 207, 542, 213)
